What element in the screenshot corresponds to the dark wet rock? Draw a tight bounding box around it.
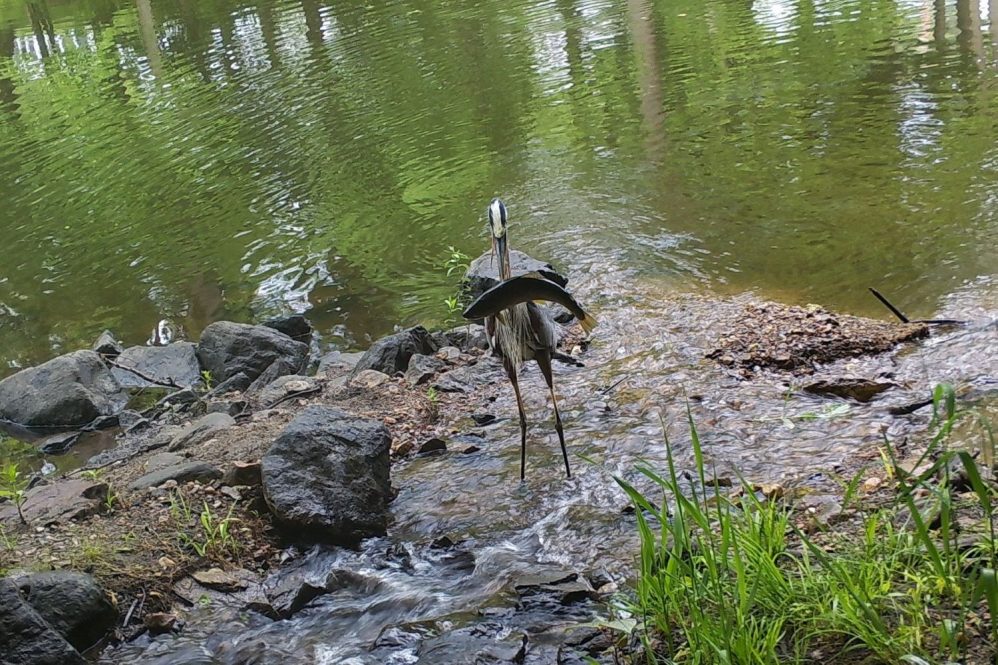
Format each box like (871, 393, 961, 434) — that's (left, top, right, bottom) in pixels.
(262, 568, 328, 619)
(197, 321, 309, 384)
(430, 536, 455, 549)
(209, 371, 253, 395)
(464, 249, 567, 301)
(262, 405, 392, 545)
(92, 330, 123, 357)
(128, 461, 221, 490)
(262, 314, 313, 342)
(168, 412, 236, 451)
(431, 324, 490, 353)
(223, 460, 262, 487)
(38, 431, 81, 454)
(257, 375, 320, 407)
(803, 378, 897, 402)
(559, 626, 617, 662)
(110, 342, 201, 388)
(348, 369, 391, 389)
(316, 351, 363, 379)
(0, 578, 86, 665)
(462, 445, 482, 454)
(418, 438, 447, 455)
(514, 571, 596, 606)
(416, 622, 528, 664)
(707, 302, 929, 374)
(0, 479, 108, 526)
(0, 350, 126, 430)
(406, 354, 446, 385)
(352, 326, 437, 376)
(172, 569, 268, 613)
(472, 412, 497, 425)
(117, 409, 148, 433)
(16, 571, 118, 652)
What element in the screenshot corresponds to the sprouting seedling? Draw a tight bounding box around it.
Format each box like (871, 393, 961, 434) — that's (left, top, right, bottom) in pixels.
(0, 462, 29, 525)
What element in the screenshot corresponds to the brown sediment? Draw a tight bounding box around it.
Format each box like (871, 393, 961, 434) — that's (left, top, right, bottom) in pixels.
(706, 301, 929, 374)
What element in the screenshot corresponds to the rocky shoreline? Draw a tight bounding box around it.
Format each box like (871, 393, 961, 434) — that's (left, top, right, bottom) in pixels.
(1, 253, 992, 664)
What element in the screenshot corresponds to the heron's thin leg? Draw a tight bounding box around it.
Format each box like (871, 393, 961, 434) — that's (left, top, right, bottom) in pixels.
(536, 351, 571, 479)
(504, 359, 528, 481)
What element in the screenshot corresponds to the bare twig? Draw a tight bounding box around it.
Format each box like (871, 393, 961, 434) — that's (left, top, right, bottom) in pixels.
(106, 359, 185, 389)
(869, 287, 910, 323)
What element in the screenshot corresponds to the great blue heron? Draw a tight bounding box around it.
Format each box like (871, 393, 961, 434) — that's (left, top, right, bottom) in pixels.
(473, 198, 596, 480)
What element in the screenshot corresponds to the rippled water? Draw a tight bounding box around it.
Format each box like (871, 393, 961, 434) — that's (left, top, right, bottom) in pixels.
(1, 0, 997, 373)
(3, 0, 997, 661)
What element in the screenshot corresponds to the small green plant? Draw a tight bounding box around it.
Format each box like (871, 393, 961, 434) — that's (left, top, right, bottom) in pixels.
(426, 386, 439, 403)
(0, 523, 15, 550)
(617, 390, 997, 663)
(80, 468, 103, 481)
(103, 487, 119, 512)
(444, 295, 461, 315)
(169, 490, 194, 523)
(200, 369, 214, 390)
(178, 501, 239, 558)
(443, 246, 470, 276)
(0, 462, 29, 525)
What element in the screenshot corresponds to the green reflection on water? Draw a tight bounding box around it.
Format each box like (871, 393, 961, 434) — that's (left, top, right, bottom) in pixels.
(0, 0, 995, 375)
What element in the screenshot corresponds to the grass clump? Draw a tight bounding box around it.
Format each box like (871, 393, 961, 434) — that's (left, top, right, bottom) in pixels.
(170, 490, 240, 559)
(617, 387, 996, 664)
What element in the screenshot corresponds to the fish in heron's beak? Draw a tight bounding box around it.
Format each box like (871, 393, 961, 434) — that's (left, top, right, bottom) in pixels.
(488, 198, 510, 280)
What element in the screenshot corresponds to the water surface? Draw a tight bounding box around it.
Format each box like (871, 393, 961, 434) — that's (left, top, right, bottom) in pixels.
(1, 0, 997, 373)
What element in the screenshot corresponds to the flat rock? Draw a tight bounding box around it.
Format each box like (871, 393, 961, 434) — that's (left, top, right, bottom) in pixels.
(348, 369, 390, 389)
(262, 568, 328, 619)
(416, 622, 528, 664)
(432, 365, 492, 393)
(16, 571, 118, 652)
(168, 412, 235, 451)
(417, 438, 447, 455)
(351, 326, 437, 376)
(110, 342, 201, 388)
(405, 354, 445, 386)
(197, 321, 309, 384)
(128, 461, 221, 491)
(0, 479, 108, 526)
(145, 452, 185, 473)
(316, 351, 363, 379)
(464, 249, 567, 301)
(191, 568, 249, 592)
(0, 350, 126, 430)
(0, 578, 86, 665)
(803, 378, 897, 403)
(257, 375, 320, 407)
(262, 405, 392, 545)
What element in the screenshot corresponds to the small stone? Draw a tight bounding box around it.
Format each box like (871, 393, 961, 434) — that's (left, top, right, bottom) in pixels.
(222, 460, 261, 487)
(220, 486, 242, 501)
(471, 413, 497, 426)
(144, 612, 178, 634)
(435, 346, 462, 362)
(862, 476, 883, 493)
(192, 568, 249, 592)
(405, 355, 445, 386)
(348, 369, 390, 389)
(92, 330, 124, 357)
(461, 446, 481, 454)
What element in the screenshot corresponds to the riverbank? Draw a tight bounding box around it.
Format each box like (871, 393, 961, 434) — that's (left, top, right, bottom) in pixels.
(1, 263, 995, 663)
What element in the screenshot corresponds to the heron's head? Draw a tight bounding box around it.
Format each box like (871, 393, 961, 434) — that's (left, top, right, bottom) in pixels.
(488, 198, 511, 279)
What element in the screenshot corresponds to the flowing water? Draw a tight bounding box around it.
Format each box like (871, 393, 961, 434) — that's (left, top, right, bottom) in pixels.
(2, 0, 998, 661)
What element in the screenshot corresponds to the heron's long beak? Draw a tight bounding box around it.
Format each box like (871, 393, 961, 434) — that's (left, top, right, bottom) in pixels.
(493, 233, 510, 281)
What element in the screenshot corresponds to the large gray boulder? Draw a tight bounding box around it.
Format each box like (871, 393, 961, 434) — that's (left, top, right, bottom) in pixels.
(0, 351, 126, 430)
(0, 578, 86, 665)
(110, 342, 201, 388)
(351, 326, 436, 376)
(16, 571, 118, 652)
(197, 322, 308, 384)
(262, 406, 392, 545)
(463, 249, 567, 301)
